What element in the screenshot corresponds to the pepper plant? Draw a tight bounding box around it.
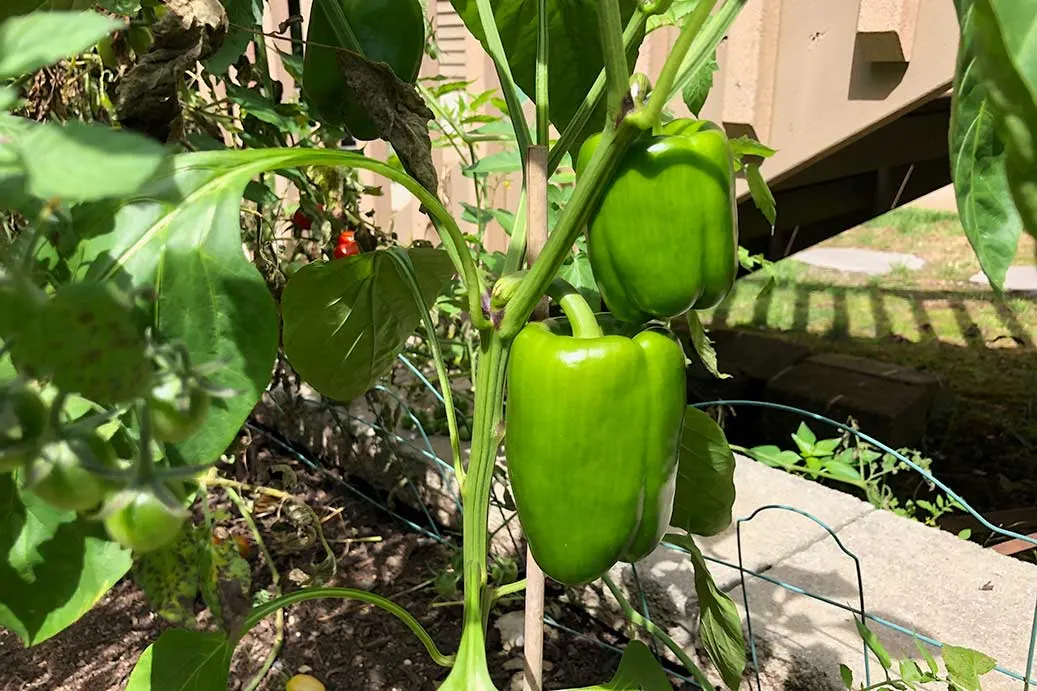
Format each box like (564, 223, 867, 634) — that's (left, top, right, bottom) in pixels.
(2, 0, 1036, 689)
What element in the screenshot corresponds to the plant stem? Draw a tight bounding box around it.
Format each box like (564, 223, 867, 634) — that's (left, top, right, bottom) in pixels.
(601, 574, 717, 691)
(598, 0, 632, 122)
(668, 0, 747, 103)
(547, 278, 602, 338)
(535, 0, 550, 147)
(473, 0, 533, 154)
(629, 0, 718, 131)
(547, 9, 646, 174)
(241, 586, 455, 667)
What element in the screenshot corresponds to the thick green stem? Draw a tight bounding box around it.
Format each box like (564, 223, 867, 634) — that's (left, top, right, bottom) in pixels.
(547, 278, 602, 338)
(535, 0, 550, 147)
(473, 0, 533, 154)
(439, 334, 509, 689)
(547, 9, 647, 174)
(629, 0, 718, 130)
(598, 0, 633, 122)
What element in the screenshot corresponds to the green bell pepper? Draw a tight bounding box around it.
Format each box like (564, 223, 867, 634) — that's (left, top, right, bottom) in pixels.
(576, 118, 739, 324)
(504, 283, 686, 585)
(303, 0, 425, 141)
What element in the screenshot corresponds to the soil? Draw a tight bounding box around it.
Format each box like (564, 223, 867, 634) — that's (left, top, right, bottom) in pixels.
(0, 433, 695, 691)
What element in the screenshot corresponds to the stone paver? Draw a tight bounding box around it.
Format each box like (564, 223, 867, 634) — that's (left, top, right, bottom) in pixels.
(970, 265, 1037, 292)
(794, 247, 925, 275)
(727, 509, 1037, 691)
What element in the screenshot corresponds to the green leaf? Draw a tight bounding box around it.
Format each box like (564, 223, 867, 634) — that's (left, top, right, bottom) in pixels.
(0, 10, 124, 79)
(838, 664, 853, 688)
(282, 247, 455, 403)
(681, 52, 718, 117)
(745, 163, 777, 228)
(969, 0, 1037, 249)
(560, 640, 673, 690)
(560, 244, 602, 312)
(0, 87, 17, 111)
(134, 528, 202, 626)
(943, 645, 997, 691)
(748, 445, 801, 469)
(95, 0, 142, 14)
(823, 460, 863, 485)
(915, 638, 940, 676)
(686, 311, 730, 379)
(0, 117, 169, 203)
(0, 474, 132, 645)
(70, 150, 280, 467)
(729, 136, 777, 161)
(671, 406, 736, 537)
(463, 149, 523, 176)
(204, 0, 263, 74)
(125, 629, 232, 691)
(792, 422, 816, 450)
(447, 0, 645, 150)
(676, 534, 745, 689)
(812, 437, 841, 457)
(949, 0, 1022, 290)
(898, 658, 923, 683)
(854, 618, 893, 671)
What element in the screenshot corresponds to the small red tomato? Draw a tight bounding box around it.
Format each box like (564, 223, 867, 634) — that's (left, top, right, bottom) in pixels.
(337, 230, 355, 244)
(334, 240, 360, 259)
(291, 208, 312, 231)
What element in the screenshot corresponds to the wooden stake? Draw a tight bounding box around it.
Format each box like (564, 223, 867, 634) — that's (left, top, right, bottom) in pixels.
(522, 144, 549, 691)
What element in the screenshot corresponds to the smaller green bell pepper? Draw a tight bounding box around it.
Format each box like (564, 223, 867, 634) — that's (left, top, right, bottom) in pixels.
(504, 282, 686, 585)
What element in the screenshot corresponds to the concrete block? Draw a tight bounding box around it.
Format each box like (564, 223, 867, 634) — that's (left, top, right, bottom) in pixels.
(765, 354, 939, 448)
(729, 509, 1037, 691)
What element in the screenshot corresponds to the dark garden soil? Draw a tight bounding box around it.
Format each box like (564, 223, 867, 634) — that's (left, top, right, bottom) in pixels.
(0, 432, 695, 691)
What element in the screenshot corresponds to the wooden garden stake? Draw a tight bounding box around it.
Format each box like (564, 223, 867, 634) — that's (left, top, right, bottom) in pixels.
(522, 144, 549, 691)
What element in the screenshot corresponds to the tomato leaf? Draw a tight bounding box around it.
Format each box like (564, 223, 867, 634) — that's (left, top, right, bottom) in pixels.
(125, 628, 232, 691)
(671, 406, 736, 537)
(70, 150, 280, 468)
(681, 52, 718, 117)
(0, 474, 132, 645)
(447, 0, 645, 150)
(282, 247, 455, 403)
(559, 640, 673, 690)
(949, 0, 1022, 291)
(745, 162, 777, 229)
(943, 645, 997, 691)
(0, 10, 123, 79)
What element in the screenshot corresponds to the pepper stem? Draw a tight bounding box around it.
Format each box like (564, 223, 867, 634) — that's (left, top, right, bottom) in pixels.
(547, 278, 603, 339)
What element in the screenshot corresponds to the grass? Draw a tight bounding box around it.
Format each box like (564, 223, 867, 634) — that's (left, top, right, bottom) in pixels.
(703, 206, 1037, 511)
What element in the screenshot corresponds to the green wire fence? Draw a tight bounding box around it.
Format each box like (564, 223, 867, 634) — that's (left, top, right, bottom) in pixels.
(246, 354, 1037, 690)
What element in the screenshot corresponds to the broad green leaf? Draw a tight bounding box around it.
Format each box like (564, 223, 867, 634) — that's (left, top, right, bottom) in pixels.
(671, 406, 736, 537)
(823, 460, 863, 485)
(560, 242, 602, 312)
(949, 0, 1022, 290)
(792, 422, 816, 449)
(970, 0, 1037, 245)
(125, 629, 232, 691)
(447, 0, 645, 150)
(0, 474, 132, 645)
(682, 52, 718, 117)
(898, 658, 923, 683)
(0, 11, 124, 79)
(282, 247, 455, 403)
(0, 117, 169, 203)
(560, 640, 673, 690)
(854, 618, 893, 671)
(686, 311, 730, 379)
(943, 645, 997, 691)
(70, 150, 280, 467)
(204, 0, 263, 74)
(669, 534, 745, 689)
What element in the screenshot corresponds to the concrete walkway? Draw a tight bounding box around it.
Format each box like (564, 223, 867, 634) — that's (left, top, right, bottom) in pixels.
(611, 456, 1037, 690)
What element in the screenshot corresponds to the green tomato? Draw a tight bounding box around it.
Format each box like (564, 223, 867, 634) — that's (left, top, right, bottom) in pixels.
(0, 385, 48, 473)
(103, 488, 186, 552)
(27, 436, 114, 512)
(149, 383, 211, 444)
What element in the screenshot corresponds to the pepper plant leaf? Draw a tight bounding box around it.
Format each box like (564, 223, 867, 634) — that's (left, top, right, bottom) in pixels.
(204, 0, 263, 74)
(282, 247, 455, 403)
(943, 644, 997, 691)
(948, 0, 1022, 291)
(670, 405, 736, 537)
(125, 628, 232, 691)
(447, 0, 645, 150)
(968, 0, 1037, 247)
(560, 640, 673, 690)
(0, 474, 132, 646)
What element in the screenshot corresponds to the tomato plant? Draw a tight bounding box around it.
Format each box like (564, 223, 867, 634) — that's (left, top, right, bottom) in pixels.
(0, 0, 1031, 689)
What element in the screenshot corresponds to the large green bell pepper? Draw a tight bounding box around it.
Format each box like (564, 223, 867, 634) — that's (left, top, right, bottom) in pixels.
(576, 119, 739, 324)
(303, 0, 425, 141)
(504, 284, 686, 585)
